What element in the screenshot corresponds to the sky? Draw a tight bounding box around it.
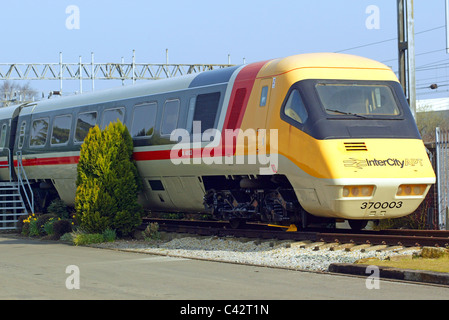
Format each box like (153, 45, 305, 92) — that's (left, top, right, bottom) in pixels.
(0, 0, 448, 100)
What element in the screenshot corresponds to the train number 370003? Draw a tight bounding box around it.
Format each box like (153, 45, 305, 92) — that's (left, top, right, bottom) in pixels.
(361, 201, 403, 210)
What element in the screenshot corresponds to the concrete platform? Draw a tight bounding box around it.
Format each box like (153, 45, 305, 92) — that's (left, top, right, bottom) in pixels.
(1, 234, 449, 300)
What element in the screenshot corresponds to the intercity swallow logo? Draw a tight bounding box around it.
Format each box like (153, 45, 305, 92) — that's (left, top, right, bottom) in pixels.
(343, 158, 368, 169)
(344, 158, 424, 169)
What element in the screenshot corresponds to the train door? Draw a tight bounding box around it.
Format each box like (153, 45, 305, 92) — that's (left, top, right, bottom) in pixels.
(0, 122, 10, 181)
(256, 78, 272, 127)
(257, 78, 276, 173)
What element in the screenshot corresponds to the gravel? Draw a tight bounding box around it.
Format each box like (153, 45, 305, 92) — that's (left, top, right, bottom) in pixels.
(93, 234, 421, 272)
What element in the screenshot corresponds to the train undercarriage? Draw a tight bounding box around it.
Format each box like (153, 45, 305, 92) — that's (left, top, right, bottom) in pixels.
(202, 174, 337, 229)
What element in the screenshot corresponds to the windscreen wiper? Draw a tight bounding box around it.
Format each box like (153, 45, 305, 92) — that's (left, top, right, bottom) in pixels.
(325, 108, 368, 119)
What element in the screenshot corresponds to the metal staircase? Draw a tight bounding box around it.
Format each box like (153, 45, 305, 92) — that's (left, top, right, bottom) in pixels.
(0, 150, 34, 230)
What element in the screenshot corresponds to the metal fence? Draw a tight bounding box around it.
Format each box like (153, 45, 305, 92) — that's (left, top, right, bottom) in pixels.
(435, 127, 449, 230)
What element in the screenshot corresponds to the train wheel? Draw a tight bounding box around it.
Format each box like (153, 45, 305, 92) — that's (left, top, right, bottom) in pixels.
(348, 219, 368, 231)
(229, 218, 246, 229)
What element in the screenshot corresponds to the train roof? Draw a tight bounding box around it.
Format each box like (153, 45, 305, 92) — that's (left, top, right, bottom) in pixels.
(258, 53, 396, 80)
(19, 64, 243, 115)
(22, 73, 197, 115)
(0, 103, 20, 119)
(16, 53, 396, 116)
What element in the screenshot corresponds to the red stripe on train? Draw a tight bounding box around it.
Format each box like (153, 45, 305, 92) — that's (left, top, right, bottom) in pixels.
(1, 62, 268, 168)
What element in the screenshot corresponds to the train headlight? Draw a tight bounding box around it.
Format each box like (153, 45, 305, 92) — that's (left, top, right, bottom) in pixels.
(342, 185, 374, 198)
(396, 184, 426, 196)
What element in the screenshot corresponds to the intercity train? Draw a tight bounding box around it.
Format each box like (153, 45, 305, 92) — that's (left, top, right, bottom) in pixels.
(0, 53, 435, 229)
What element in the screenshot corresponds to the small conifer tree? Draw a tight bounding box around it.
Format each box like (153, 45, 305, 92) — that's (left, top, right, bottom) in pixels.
(75, 120, 142, 236)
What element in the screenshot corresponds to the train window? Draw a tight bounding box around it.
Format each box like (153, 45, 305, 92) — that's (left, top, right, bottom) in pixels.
(260, 86, 268, 107)
(193, 92, 221, 133)
(316, 83, 400, 116)
(101, 107, 125, 129)
(75, 111, 97, 143)
(186, 97, 196, 133)
(161, 99, 180, 135)
(284, 90, 308, 124)
(131, 102, 157, 138)
(18, 121, 26, 149)
(0, 124, 7, 148)
(51, 115, 72, 146)
(30, 117, 49, 147)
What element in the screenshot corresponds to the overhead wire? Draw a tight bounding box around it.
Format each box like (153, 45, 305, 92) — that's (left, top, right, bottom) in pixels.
(335, 26, 445, 54)
(334, 25, 448, 99)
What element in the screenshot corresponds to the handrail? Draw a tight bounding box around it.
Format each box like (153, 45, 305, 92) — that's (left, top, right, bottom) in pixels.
(15, 151, 34, 214)
(0, 147, 12, 181)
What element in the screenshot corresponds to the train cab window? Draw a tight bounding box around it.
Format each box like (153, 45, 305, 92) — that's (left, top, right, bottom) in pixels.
(0, 124, 7, 148)
(260, 86, 268, 107)
(101, 107, 125, 129)
(30, 117, 49, 147)
(131, 102, 157, 138)
(283, 90, 308, 124)
(316, 83, 401, 116)
(51, 115, 72, 146)
(75, 111, 97, 143)
(192, 92, 221, 133)
(161, 99, 180, 135)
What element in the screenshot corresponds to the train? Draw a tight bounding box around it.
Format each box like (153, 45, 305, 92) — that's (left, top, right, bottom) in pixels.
(0, 53, 436, 230)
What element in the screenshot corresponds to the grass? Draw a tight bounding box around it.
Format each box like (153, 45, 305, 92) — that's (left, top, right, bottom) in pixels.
(358, 256, 449, 273)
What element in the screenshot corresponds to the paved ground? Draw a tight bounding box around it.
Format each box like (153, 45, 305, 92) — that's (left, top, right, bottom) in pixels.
(1, 234, 448, 301)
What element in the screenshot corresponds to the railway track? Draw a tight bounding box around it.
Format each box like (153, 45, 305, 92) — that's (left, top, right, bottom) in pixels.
(142, 217, 449, 249)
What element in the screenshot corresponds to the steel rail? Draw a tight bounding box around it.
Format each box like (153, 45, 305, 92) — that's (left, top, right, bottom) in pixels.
(142, 218, 449, 248)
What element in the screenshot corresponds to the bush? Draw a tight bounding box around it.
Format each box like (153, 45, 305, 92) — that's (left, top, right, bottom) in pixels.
(75, 120, 143, 236)
(142, 222, 161, 241)
(43, 219, 55, 235)
(73, 233, 104, 246)
(47, 199, 70, 220)
(35, 214, 57, 236)
(53, 219, 73, 239)
(102, 228, 116, 242)
(60, 232, 74, 243)
(28, 218, 40, 237)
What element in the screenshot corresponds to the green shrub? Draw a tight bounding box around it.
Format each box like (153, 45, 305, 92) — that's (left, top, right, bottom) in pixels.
(47, 199, 70, 219)
(53, 219, 73, 239)
(102, 228, 116, 242)
(73, 233, 104, 246)
(35, 214, 57, 235)
(75, 120, 143, 236)
(28, 218, 39, 237)
(43, 219, 55, 235)
(60, 232, 74, 243)
(142, 222, 160, 241)
(21, 221, 30, 236)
